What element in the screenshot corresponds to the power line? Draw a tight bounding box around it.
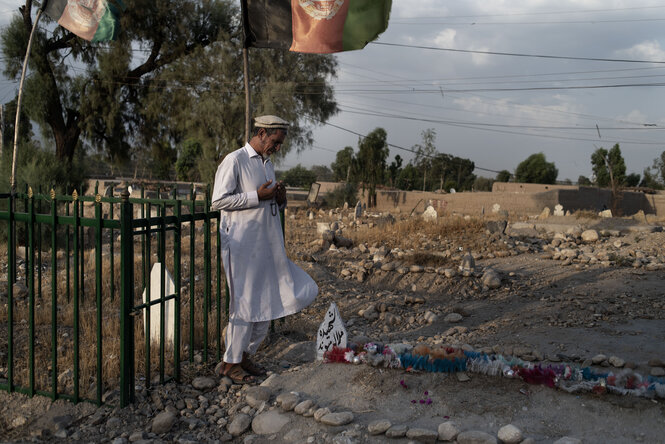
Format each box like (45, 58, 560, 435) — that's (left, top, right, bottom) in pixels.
(305, 114, 504, 175)
(371, 42, 665, 64)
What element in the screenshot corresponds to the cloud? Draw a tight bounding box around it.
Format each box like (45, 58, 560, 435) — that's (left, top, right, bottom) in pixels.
(615, 40, 665, 61)
(616, 109, 649, 125)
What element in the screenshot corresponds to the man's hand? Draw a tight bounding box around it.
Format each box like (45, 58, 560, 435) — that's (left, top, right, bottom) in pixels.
(257, 180, 276, 200)
(275, 181, 287, 205)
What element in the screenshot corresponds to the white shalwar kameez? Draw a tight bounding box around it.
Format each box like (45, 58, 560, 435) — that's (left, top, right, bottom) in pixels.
(211, 143, 318, 362)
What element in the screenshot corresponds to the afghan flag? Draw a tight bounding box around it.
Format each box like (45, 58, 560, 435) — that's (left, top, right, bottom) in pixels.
(44, 0, 125, 42)
(241, 0, 391, 54)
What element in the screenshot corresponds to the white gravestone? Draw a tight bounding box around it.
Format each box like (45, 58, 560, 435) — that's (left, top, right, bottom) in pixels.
(422, 205, 438, 221)
(492, 203, 501, 214)
(316, 302, 347, 360)
(553, 204, 564, 216)
(142, 263, 176, 347)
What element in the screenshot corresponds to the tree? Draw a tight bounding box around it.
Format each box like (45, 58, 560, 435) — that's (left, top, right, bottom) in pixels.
(331, 146, 355, 182)
(625, 173, 640, 187)
(473, 176, 493, 191)
(387, 154, 402, 187)
(175, 139, 202, 181)
(413, 128, 436, 191)
(639, 168, 663, 189)
(146, 44, 338, 184)
(396, 163, 419, 190)
(279, 164, 316, 189)
(591, 144, 626, 187)
(496, 170, 511, 182)
(2, 0, 236, 165)
(651, 150, 665, 184)
(355, 128, 389, 206)
(578, 175, 592, 186)
(310, 165, 333, 181)
(429, 153, 476, 191)
(514, 153, 558, 184)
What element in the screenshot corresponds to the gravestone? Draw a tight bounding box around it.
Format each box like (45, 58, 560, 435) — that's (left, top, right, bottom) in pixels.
(316, 302, 347, 360)
(553, 204, 564, 216)
(142, 263, 176, 347)
(422, 205, 438, 221)
(492, 203, 501, 213)
(354, 201, 362, 220)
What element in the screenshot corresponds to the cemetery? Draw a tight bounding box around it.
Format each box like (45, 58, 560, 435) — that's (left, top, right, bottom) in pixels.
(1, 194, 665, 442)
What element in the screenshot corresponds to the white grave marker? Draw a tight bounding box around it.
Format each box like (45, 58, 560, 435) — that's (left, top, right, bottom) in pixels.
(553, 204, 564, 216)
(422, 205, 438, 221)
(316, 302, 347, 360)
(142, 263, 176, 346)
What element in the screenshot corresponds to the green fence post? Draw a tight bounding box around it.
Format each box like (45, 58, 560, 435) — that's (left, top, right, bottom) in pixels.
(50, 189, 58, 400)
(110, 193, 115, 302)
(215, 211, 221, 362)
(203, 187, 211, 363)
(119, 189, 135, 407)
(7, 192, 14, 392)
(72, 190, 80, 403)
(27, 187, 35, 396)
(159, 202, 166, 384)
(37, 185, 42, 301)
(94, 193, 103, 405)
(79, 191, 84, 303)
(174, 199, 182, 382)
(189, 187, 195, 363)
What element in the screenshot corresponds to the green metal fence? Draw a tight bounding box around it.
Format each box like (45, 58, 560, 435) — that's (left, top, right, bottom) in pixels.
(0, 184, 229, 407)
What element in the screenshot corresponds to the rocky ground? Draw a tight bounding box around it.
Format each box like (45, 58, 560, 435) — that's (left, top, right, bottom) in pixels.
(1, 208, 665, 443)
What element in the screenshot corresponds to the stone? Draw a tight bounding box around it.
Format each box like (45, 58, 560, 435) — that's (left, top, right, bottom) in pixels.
(276, 392, 300, 411)
(538, 207, 550, 219)
(438, 421, 459, 441)
(581, 230, 599, 242)
(456, 372, 470, 382)
(227, 413, 251, 436)
(405, 427, 438, 443)
(444, 313, 463, 323)
(553, 204, 564, 216)
(142, 263, 176, 347)
(459, 253, 475, 274)
(191, 376, 216, 391)
(385, 424, 408, 438)
(651, 367, 665, 377)
(367, 419, 391, 435)
(151, 411, 177, 434)
(591, 354, 607, 365)
(245, 386, 272, 408)
(444, 268, 457, 278)
(354, 201, 362, 220)
(251, 411, 290, 435)
(497, 424, 523, 444)
(112, 438, 128, 444)
(485, 220, 507, 234)
(313, 407, 331, 422)
(456, 430, 498, 444)
(12, 282, 29, 299)
(316, 302, 347, 360)
(320, 412, 354, 426)
(599, 209, 612, 218)
(129, 431, 147, 442)
(11, 415, 27, 428)
(294, 399, 315, 415)
(608, 356, 625, 368)
(422, 205, 438, 221)
(553, 437, 582, 444)
(648, 358, 665, 367)
(481, 269, 501, 289)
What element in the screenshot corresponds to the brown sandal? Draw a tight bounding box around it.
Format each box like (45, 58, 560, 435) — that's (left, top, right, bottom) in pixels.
(222, 363, 256, 384)
(241, 355, 267, 376)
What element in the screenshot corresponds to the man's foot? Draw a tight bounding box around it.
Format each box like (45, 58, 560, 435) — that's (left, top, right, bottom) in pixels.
(242, 353, 267, 376)
(221, 363, 256, 384)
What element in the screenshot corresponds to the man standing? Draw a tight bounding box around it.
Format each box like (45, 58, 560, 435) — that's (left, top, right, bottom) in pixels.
(211, 115, 318, 383)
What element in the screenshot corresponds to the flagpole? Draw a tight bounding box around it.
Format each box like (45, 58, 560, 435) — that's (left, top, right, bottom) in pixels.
(243, 46, 251, 143)
(11, 5, 45, 193)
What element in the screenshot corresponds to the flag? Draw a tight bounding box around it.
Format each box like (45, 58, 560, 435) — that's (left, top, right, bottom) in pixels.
(241, 0, 391, 54)
(44, 0, 125, 42)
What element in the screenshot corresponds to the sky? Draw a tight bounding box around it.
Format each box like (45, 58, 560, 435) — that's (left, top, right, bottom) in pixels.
(1, 1, 665, 182)
(280, 0, 665, 182)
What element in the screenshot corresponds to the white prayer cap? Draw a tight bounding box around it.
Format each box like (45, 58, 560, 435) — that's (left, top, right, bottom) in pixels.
(254, 115, 289, 130)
